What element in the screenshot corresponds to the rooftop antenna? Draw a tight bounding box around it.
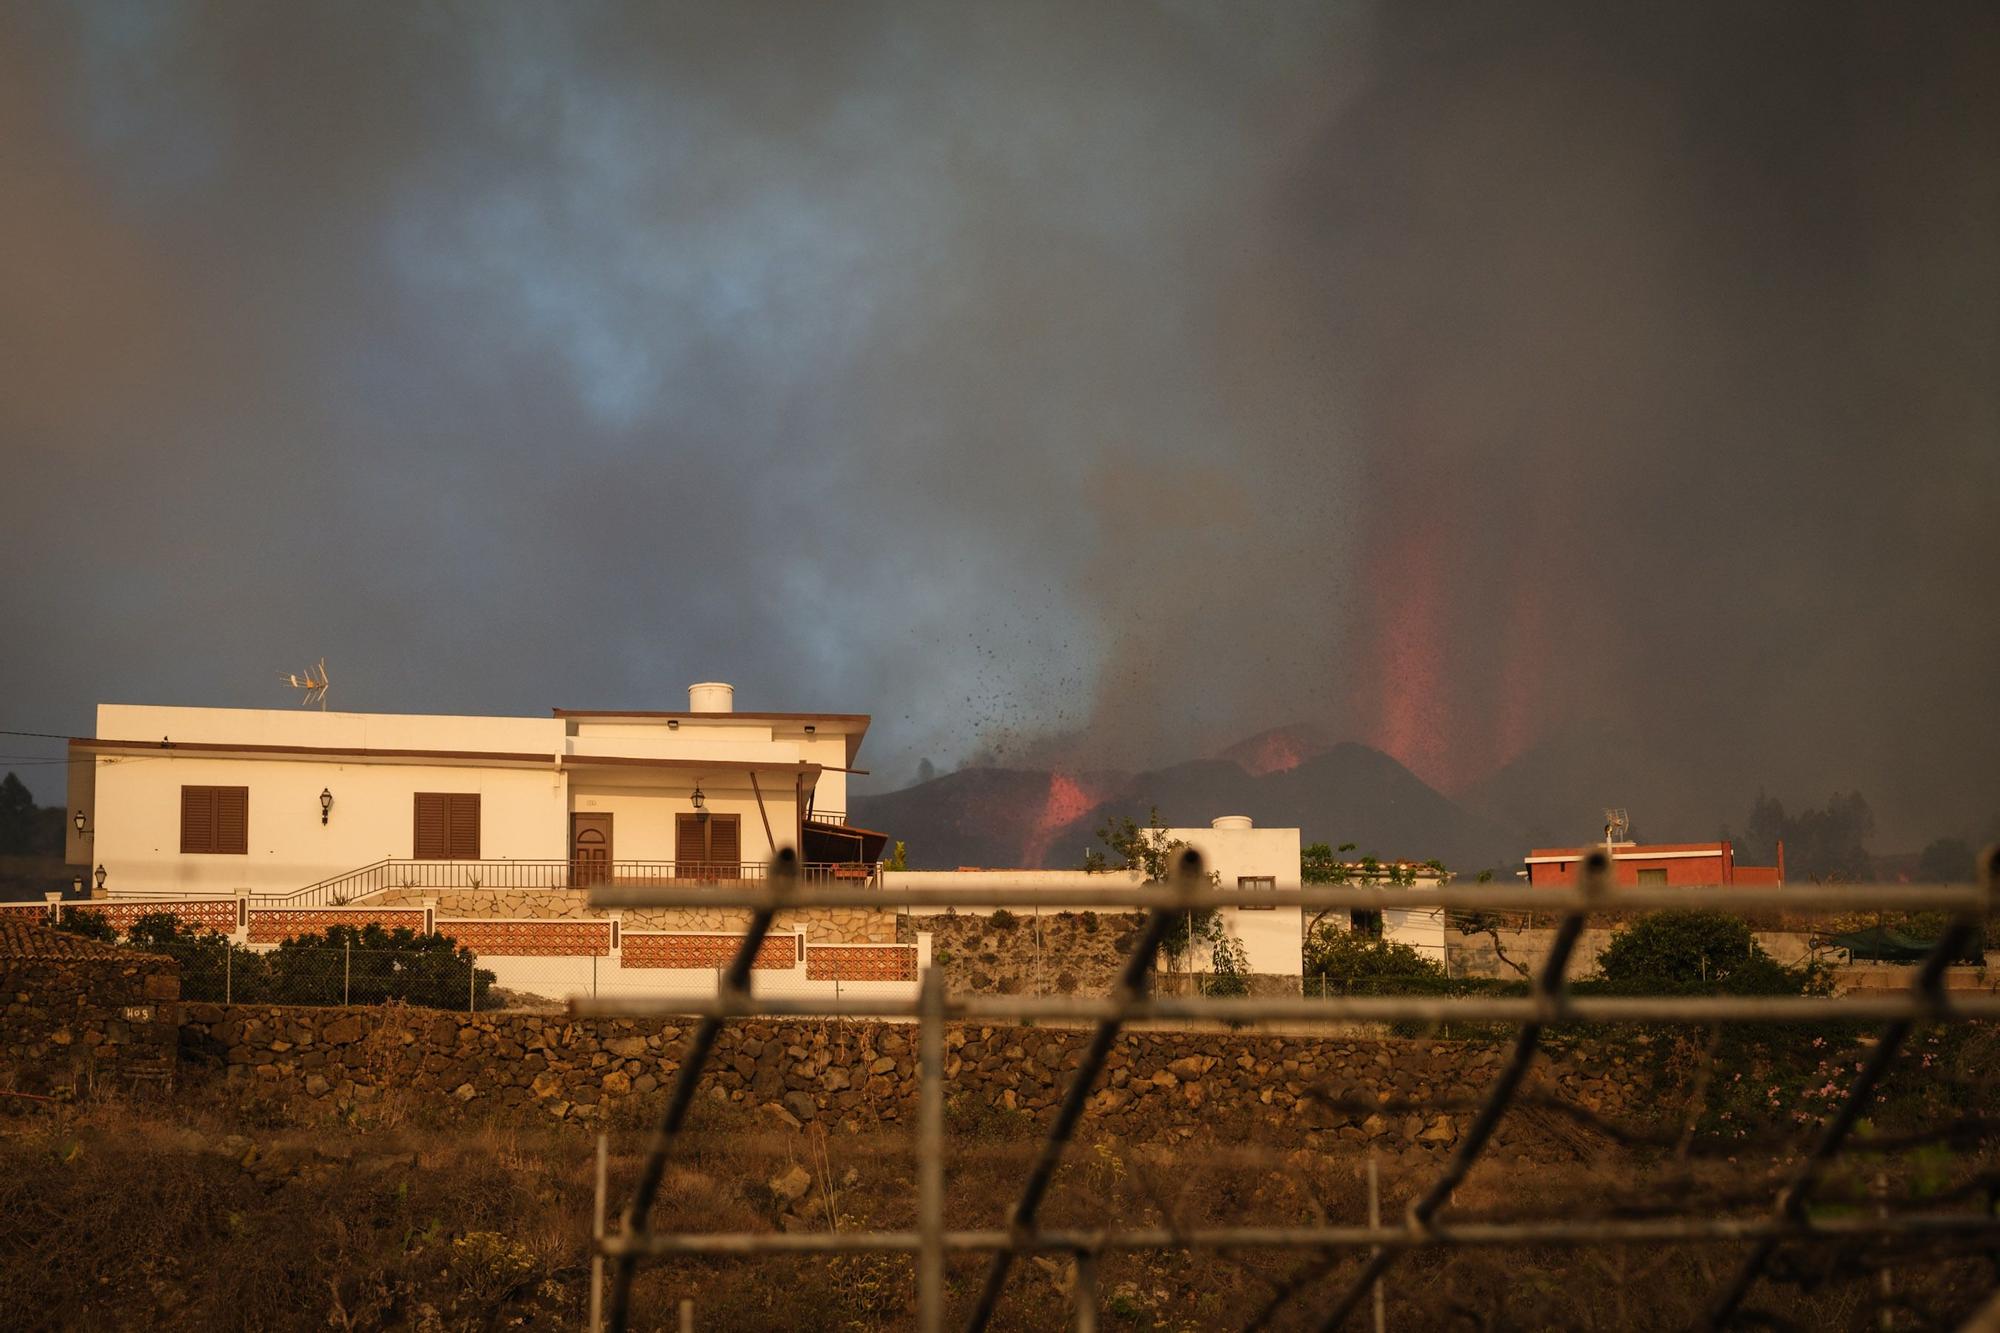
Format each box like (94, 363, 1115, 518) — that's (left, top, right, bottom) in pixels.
(1603, 807, 1629, 852)
(281, 658, 330, 710)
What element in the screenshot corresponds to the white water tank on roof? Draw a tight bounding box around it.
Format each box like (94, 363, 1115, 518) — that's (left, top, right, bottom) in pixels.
(688, 682, 735, 713)
(1211, 815, 1253, 830)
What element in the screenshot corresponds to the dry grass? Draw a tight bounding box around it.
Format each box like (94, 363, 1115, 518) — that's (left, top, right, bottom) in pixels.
(1, 1085, 1994, 1331)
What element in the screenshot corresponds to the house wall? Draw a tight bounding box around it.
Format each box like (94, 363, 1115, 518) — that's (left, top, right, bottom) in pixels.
(86, 703, 861, 900)
(1168, 824, 1304, 978)
(93, 753, 569, 898)
(569, 776, 796, 865)
(885, 823, 1307, 980)
(99, 704, 562, 754)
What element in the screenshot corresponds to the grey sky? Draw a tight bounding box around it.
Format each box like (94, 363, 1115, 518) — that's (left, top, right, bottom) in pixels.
(2, 3, 1994, 847)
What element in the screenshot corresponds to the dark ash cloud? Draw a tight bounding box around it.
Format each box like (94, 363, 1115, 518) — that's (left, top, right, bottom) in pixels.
(1, 3, 1993, 849)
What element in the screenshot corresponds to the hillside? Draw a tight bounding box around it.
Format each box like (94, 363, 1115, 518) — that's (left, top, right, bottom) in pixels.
(853, 738, 1525, 873)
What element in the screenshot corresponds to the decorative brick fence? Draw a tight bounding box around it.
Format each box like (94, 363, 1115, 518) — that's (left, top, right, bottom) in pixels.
(620, 932, 802, 970)
(437, 919, 613, 957)
(1, 918, 181, 1100)
(246, 907, 426, 944)
(807, 943, 920, 982)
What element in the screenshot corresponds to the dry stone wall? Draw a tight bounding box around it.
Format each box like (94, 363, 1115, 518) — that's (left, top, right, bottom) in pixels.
(3, 942, 181, 1099)
(176, 1003, 1651, 1151)
(903, 910, 1149, 995)
(902, 911, 1301, 997)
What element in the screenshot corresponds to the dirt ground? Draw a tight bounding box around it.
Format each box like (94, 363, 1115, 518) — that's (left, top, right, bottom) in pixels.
(3, 1081, 1995, 1332)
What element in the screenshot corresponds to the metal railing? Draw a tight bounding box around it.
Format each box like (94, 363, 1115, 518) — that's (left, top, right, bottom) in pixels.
(573, 844, 2000, 1333)
(251, 858, 880, 908)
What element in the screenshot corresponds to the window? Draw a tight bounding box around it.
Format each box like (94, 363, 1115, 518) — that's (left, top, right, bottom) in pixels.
(676, 813, 742, 879)
(1237, 874, 1277, 909)
(181, 786, 248, 854)
(1637, 867, 1667, 885)
(414, 793, 481, 860)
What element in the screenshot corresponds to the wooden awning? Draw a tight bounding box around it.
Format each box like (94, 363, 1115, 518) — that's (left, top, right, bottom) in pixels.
(803, 819, 890, 865)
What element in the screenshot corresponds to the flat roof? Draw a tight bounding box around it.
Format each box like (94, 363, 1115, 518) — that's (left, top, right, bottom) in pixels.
(554, 709, 870, 728)
(71, 737, 831, 777)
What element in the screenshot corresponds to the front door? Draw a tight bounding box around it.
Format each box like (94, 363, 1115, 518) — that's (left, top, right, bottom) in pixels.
(571, 813, 613, 886)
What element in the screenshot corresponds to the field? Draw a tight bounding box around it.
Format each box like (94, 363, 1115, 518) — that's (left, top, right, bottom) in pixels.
(6, 1066, 1996, 1332)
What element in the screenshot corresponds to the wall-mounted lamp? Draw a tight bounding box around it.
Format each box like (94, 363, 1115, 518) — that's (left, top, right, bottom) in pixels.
(690, 783, 706, 811)
(73, 809, 91, 838)
(803, 724, 816, 735)
(320, 787, 334, 825)
(667, 719, 679, 730)
(72, 875, 83, 897)
(93, 864, 107, 893)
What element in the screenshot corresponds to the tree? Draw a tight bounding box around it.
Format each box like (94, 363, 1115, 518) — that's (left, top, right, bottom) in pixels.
(1728, 790, 1875, 881)
(1303, 922, 1447, 991)
(1595, 910, 1822, 996)
(54, 907, 118, 942)
(884, 840, 909, 872)
(1916, 837, 1975, 884)
(0, 773, 36, 854)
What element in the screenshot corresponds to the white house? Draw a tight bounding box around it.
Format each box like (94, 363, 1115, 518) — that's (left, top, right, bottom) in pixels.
(882, 815, 1306, 983)
(67, 682, 885, 901)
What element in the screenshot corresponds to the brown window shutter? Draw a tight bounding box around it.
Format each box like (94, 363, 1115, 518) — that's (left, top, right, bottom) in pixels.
(675, 814, 704, 875)
(216, 787, 249, 855)
(414, 793, 448, 859)
(448, 793, 481, 860)
(181, 786, 216, 854)
(181, 786, 247, 854)
(708, 816, 740, 873)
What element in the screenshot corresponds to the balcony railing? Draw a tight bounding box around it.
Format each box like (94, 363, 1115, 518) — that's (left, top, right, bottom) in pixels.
(253, 859, 880, 909)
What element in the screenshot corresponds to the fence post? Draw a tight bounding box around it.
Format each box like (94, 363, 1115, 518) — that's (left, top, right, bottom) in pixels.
(344, 939, 352, 1007)
(590, 1131, 608, 1333)
(469, 953, 477, 1013)
(1368, 1153, 1386, 1333)
(225, 944, 232, 1005)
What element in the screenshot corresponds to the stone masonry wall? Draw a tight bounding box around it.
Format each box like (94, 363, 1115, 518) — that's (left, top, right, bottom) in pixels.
(902, 910, 1150, 995)
(901, 911, 1300, 997)
(1448, 926, 1829, 980)
(178, 1004, 1652, 1151)
(3, 954, 182, 1099)
(362, 888, 895, 943)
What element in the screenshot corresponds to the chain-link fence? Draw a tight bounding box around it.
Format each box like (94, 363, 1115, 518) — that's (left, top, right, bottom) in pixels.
(572, 847, 2000, 1333)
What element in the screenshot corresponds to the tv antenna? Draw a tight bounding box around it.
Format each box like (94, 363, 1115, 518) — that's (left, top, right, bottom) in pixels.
(1603, 807, 1630, 849)
(280, 658, 331, 710)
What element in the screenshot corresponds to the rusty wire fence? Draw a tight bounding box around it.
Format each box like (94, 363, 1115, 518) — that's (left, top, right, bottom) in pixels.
(570, 845, 2000, 1332)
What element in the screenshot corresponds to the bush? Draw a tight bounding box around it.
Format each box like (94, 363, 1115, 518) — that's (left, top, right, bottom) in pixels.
(1593, 910, 1825, 996)
(54, 908, 117, 942)
(1304, 922, 1447, 989)
(121, 914, 496, 1009)
(988, 909, 1019, 932)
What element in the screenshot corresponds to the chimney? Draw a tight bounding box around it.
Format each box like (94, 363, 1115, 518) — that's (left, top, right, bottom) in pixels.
(1210, 815, 1253, 830)
(688, 682, 735, 714)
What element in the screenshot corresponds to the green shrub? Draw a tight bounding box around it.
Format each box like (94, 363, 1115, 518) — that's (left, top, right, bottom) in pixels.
(54, 909, 117, 942)
(988, 909, 1019, 932)
(1304, 922, 1447, 989)
(1592, 910, 1825, 996)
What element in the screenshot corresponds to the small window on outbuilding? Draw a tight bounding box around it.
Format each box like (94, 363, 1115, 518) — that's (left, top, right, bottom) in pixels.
(1237, 874, 1277, 909)
(1637, 867, 1668, 885)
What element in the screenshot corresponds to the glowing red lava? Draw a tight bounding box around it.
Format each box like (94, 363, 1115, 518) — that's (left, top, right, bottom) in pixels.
(1021, 771, 1097, 866)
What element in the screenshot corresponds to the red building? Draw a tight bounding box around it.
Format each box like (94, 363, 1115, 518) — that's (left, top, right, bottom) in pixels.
(1525, 840, 1784, 887)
